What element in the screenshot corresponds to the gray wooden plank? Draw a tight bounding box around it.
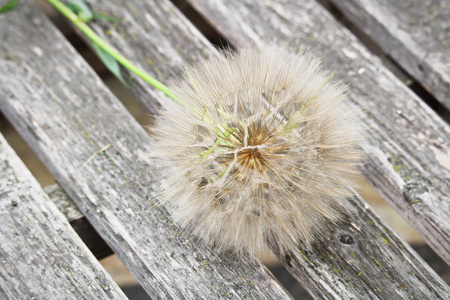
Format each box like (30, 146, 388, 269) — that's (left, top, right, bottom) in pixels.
(47, 185, 450, 299)
(58, 0, 450, 298)
(0, 133, 127, 299)
(0, 2, 292, 299)
(186, 0, 450, 268)
(326, 0, 450, 110)
(273, 192, 450, 299)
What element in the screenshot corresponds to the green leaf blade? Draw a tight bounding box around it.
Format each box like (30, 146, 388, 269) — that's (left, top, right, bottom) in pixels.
(66, 0, 93, 22)
(0, 0, 20, 14)
(91, 42, 130, 87)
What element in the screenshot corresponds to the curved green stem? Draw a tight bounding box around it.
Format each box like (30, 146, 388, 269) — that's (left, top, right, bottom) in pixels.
(46, 0, 183, 105)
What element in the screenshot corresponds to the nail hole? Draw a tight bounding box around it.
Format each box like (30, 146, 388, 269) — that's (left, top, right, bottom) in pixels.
(417, 64, 424, 72)
(339, 234, 354, 245)
(284, 254, 293, 268)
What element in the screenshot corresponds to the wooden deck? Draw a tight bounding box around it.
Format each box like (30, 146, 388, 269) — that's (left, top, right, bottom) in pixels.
(0, 0, 449, 299)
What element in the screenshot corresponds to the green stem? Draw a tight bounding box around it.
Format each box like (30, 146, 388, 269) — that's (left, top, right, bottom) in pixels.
(45, 0, 183, 105)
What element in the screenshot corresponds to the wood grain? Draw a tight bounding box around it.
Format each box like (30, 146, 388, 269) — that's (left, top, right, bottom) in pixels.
(54, 0, 450, 298)
(0, 2, 291, 299)
(0, 133, 126, 299)
(327, 0, 450, 109)
(273, 193, 450, 299)
(186, 0, 450, 268)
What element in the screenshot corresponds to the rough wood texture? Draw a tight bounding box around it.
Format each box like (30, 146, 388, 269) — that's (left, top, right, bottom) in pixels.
(273, 193, 450, 299)
(0, 2, 291, 299)
(45, 184, 114, 259)
(326, 0, 450, 109)
(55, 0, 450, 298)
(0, 134, 126, 299)
(187, 0, 450, 268)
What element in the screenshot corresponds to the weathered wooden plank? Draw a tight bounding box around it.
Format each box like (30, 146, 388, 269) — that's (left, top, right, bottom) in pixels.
(46, 184, 450, 299)
(53, 0, 450, 298)
(0, 133, 127, 299)
(0, 2, 292, 299)
(186, 0, 450, 267)
(326, 0, 450, 110)
(273, 192, 450, 299)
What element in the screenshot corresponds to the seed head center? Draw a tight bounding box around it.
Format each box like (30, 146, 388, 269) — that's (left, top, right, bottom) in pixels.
(237, 147, 265, 171)
(215, 121, 276, 173)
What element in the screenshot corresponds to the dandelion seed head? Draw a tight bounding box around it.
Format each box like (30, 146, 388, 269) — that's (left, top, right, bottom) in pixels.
(152, 44, 365, 255)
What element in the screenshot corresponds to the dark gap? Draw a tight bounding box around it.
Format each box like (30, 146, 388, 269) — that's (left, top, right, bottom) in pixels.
(170, 0, 233, 51)
(70, 218, 114, 259)
(408, 79, 450, 123)
(121, 285, 152, 300)
(411, 243, 450, 284)
(0, 112, 55, 187)
(268, 263, 313, 300)
(317, 0, 450, 124)
(382, 54, 450, 123)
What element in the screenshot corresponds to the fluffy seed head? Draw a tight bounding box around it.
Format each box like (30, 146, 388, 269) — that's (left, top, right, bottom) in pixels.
(153, 44, 364, 255)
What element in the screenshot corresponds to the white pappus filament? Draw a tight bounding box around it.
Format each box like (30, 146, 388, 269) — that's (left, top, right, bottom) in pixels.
(152, 44, 365, 255)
